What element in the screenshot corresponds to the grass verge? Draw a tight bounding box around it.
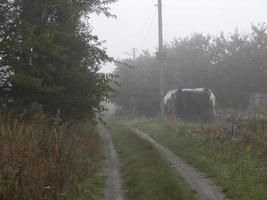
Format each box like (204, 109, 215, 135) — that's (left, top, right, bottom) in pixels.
(124, 118, 267, 200)
(0, 117, 103, 200)
(108, 123, 197, 200)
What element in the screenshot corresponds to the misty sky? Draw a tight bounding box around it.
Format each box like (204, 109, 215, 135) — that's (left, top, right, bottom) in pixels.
(90, 0, 267, 73)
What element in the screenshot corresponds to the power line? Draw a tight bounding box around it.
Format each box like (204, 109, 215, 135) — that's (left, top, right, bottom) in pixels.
(133, 0, 154, 48)
(143, 8, 157, 46)
(124, 48, 137, 60)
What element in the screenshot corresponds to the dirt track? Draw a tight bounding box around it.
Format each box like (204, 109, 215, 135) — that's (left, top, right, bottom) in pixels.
(99, 127, 124, 200)
(130, 127, 230, 200)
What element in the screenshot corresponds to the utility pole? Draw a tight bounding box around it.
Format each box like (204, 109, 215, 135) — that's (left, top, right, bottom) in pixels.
(124, 48, 137, 60)
(132, 48, 136, 60)
(156, 0, 166, 120)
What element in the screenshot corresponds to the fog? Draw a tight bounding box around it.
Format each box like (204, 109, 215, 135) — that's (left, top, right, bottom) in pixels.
(1, 1, 267, 199)
(90, 0, 267, 73)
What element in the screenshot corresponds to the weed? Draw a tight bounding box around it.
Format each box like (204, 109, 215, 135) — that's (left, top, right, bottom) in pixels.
(126, 118, 267, 200)
(0, 118, 102, 200)
(108, 124, 197, 200)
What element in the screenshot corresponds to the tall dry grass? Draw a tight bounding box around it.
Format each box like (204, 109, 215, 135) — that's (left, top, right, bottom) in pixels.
(0, 117, 102, 200)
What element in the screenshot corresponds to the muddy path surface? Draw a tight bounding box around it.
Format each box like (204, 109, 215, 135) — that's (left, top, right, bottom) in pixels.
(130, 127, 231, 200)
(99, 127, 124, 200)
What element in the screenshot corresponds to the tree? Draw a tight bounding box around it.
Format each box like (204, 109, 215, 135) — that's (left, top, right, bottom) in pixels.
(115, 52, 159, 116)
(0, 0, 117, 121)
(114, 25, 267, 115)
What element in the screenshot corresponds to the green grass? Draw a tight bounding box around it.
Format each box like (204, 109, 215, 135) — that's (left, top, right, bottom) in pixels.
(123, 118, 267, 200)
(108, 123, 197, 200)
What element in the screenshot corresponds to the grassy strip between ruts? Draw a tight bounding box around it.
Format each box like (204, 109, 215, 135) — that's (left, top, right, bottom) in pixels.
(108, 123, 197, 200)
(124, 118, 267, 200)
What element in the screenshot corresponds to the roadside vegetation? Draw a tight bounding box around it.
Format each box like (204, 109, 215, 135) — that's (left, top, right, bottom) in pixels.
(108, 123, 197, 200)
(0, 115, 103, 200)
(0, 0, 116, 199)
(123, 118, 267, 200)
(114, 25, 267, 116)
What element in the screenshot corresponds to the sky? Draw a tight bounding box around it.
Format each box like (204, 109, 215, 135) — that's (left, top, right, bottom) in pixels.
(90, 0, 267, 73)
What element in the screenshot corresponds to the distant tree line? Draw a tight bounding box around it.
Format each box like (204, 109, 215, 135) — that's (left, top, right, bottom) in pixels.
(0, 0, 116, 121)
(115, 24, 267, 116)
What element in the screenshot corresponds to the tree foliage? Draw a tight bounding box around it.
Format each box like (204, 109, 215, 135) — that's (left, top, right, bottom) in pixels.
(115, 25, 267, 115)
(0, 0, 116, 121)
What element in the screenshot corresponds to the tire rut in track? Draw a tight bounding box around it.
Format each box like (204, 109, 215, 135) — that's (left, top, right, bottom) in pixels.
(129, 127, 230, 200)
(99, 127, 124, 200)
